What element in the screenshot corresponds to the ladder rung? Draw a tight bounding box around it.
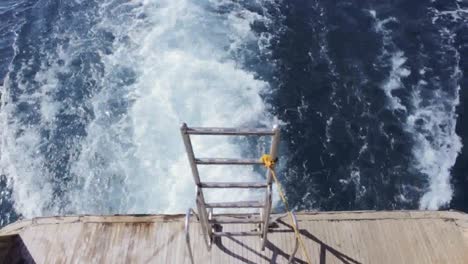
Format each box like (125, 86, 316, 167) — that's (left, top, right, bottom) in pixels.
(201, 182, 267, 188)
(209, 216, 263, 224)
(213, 231, 262, 237)
(186, 127, 275, 136)
(205, 201, 264, 208)
(195, 158, 262, 165)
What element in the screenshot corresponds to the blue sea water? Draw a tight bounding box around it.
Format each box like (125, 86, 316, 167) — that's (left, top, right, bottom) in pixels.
(0, 0, 466, 226)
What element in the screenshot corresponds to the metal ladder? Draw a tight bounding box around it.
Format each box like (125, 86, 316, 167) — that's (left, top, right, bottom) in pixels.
(180, 123, 280, 253)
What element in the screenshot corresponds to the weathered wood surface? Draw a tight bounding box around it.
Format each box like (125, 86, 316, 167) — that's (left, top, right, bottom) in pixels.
(0, 210, 467, 263)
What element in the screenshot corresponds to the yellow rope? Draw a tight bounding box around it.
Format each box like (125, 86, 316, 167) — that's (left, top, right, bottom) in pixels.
(260, 154, 313, 264)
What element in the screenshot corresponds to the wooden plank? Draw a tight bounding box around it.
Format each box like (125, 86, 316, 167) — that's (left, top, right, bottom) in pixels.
(29, 224, 55, 264)
(0, 219, 32, 235)
(105, 222, 122, 264)
(43, 223, 74, 263)
(2, 210, 466, 232)
(0, 211, 467, 263)
(149, 221, 168, 263)
(19, 220, 42, 262)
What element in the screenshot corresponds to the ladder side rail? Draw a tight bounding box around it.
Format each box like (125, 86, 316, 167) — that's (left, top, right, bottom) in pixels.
(196, 191, 211, 250)
(261, 187, 272, 249)
(261, 125, 280, 250)
(181, 123, 213, 244)
(181, 123, 203, 185)
(267, 125, 280, 185)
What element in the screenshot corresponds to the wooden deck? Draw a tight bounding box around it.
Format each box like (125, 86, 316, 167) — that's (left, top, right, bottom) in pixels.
(0, 210, 467, 263)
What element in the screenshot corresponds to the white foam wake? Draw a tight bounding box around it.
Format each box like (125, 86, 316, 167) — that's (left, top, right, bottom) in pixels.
(408, 82, 462, 210)
(371, 12, 409, 111)
(415, 3, 466, 209)
(0, 0, 276, 218)
(371, 8, 463, 209)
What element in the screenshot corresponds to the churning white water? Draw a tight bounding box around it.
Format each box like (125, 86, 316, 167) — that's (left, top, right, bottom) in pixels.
(371, 9, 463, 209)
(0, 0, 276, 218)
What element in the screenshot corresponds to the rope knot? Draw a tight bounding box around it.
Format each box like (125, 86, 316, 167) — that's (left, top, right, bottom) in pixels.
(260, 154, 277, 168)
